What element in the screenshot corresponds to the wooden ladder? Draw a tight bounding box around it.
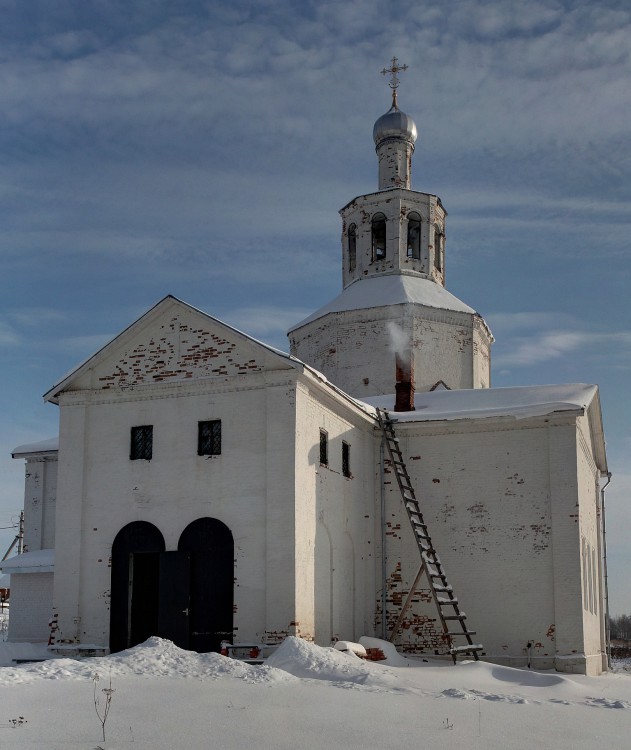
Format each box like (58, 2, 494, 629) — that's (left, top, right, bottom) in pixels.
(376, 407, 482, 663)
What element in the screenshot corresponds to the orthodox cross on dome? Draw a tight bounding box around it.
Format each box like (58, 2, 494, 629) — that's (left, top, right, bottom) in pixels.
(381, 56, 408, 109)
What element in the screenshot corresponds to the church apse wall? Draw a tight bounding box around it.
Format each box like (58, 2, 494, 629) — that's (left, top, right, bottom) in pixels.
(378, 416, 568, 668)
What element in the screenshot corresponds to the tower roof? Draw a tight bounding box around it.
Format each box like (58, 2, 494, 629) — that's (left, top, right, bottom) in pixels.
(373, 104, 417, 147)
(288, 274, 478, 333)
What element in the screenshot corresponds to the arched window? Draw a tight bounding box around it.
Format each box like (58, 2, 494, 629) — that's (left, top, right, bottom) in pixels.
(371, 213, 386, 261)
(434, 225, 443, 271)
(348, 223, 357, 272)
(407, 212, 421, 259)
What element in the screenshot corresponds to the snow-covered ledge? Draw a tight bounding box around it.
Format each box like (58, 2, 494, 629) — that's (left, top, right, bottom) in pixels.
(0, 549, 54, 574)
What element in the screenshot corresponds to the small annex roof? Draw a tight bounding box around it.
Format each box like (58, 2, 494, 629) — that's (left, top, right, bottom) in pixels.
(12, 436, 59, 458)
(0, 549, 54, 574)
(43, 295, 303, 404)
(360, 383, 607, 471)
(288, 274, 478, 332)
(360, 383, 598, 423)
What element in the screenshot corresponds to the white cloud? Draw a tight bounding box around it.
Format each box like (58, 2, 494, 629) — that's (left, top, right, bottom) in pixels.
(486, 311, 631, 368)
(0, 321, 20, 347)
(6, 308, 67, 327)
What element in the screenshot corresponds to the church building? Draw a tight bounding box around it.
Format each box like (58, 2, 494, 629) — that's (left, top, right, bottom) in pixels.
(7, 63, 609, 675)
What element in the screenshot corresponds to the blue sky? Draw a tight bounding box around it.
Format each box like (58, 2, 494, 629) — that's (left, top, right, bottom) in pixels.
(1, 0, 630, 614)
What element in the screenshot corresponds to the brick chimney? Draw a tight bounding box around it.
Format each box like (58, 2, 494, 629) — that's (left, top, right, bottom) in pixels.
(394, 351, 415, 412)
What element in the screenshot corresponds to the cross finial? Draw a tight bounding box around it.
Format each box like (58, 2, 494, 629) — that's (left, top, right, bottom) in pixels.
(381, 56, 408, 109)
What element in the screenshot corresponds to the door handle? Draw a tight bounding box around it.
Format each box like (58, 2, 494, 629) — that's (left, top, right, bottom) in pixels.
(181, 608, 189, 616)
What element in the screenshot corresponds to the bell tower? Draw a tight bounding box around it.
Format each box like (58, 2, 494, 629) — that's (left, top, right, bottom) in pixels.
(289, 60, 493, 400)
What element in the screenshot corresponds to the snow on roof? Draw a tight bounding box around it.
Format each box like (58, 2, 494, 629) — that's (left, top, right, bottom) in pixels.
(360, 383, 599, 423)
(0, 549, 54, 573)
(11, 436, 59, 457)
(288, 274, 477, 332)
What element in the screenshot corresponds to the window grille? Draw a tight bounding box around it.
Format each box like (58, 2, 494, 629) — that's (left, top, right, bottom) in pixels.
(198, 420, 222, 456)
(130, 425, 153, 460)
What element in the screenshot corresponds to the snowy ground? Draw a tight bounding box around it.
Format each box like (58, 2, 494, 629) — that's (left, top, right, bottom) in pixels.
(0, 637, 629, 749)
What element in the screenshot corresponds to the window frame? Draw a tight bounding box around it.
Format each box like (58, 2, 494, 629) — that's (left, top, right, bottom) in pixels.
(198, 420, 222, 456)
(130, 425, 153, 461)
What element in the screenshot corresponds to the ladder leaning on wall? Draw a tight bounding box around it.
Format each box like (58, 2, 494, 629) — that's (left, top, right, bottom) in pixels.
(376, 408, 483, 663)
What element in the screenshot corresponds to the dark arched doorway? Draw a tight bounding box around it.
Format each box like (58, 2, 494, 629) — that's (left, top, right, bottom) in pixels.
(110, 521, 165, 653)
(179, 518, 234, 653)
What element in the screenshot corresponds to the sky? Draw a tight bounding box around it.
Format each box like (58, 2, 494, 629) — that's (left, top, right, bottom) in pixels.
(0, 0, 630, 613)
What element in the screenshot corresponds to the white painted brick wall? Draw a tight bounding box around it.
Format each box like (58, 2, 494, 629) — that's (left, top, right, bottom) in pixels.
(376, 413, 604, 673)
(295, 382, 376, 644)
(23, 457, 57, 552)
(291, 305, 491, 398)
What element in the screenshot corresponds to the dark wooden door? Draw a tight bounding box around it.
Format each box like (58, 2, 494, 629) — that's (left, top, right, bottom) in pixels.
(110, 518, 234, 654)
(128, 551, 160, 647)
(179, 518, 234, 652)
(157, 551, 191, 649)
(110, 522, 165, 653)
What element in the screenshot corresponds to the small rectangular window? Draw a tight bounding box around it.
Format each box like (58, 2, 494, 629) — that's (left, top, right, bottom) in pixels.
(130, 425, 153, 460)
(319, 429, 328, 466)
(198, 420, 221, 456)
(342, 441, 351, 478)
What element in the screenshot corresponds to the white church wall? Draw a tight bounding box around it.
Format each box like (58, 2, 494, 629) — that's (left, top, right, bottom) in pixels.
(291, 305, 488, 399)
(294, 380, 376, 645)
(23, 456, 57, 552)
(52, 371, 301, 649)
(379, 416, 589, 670)
(262, 378, 302, 644)
(575, 413, 606, 674)
(472, 320, 492, 389)
(546, 417, 600, 674)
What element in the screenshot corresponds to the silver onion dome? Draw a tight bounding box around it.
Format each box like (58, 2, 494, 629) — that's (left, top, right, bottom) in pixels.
(373, 105, 418, 147)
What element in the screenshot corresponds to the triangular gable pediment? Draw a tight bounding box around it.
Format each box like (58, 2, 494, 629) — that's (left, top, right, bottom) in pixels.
(45, 296, 298, 403)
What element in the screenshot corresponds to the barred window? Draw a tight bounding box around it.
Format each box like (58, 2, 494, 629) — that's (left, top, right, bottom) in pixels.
(342, 441, 351, 478)
(319, 429, 328, 466)
(130, 425, 153, 460)
(198, 420, 221, 456)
